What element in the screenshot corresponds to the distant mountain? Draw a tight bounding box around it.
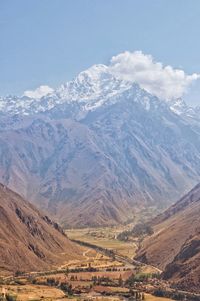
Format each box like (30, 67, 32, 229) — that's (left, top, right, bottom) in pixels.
(1, 64, 199, 119)
(0, 184, 82, 275)
(136, 183, 200, 293)
(169, 98, 200, 123)
(1, 65, 200, 227)
(0, 65, 132, 116)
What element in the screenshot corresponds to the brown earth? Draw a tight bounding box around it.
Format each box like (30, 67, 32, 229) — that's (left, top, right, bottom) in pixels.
(136, 183, 200, 293)
(0, 184, 82, 275)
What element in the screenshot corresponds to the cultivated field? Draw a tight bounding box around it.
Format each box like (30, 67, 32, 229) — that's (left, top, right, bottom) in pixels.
(0, 224, 174, 301)
(144, 294, 174, 301)
(66, 226, 138, 259)
(58, 247, 123, 270)
(0, 284, 67, 301)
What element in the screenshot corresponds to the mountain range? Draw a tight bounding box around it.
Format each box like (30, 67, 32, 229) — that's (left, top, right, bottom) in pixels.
(1, 64, 200, 227)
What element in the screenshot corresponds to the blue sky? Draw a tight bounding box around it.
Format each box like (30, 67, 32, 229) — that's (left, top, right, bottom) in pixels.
(1, 0, 200, 105)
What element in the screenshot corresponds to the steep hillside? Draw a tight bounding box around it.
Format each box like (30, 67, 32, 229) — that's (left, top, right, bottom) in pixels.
(1, 66, 200, 227)
(136, 183, 200, 293)
(0, 184, 82, 275)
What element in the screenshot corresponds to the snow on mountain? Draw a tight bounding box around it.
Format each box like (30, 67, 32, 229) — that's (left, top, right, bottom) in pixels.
(0, 94, 52, 115)
(169, 98, 187, 115)
(56, 64, 132, 105)
(0, 63, 197, 118)
(0, 64, 132, 115)
(169, 98, 199, 119)
(1, 64, 200, 227)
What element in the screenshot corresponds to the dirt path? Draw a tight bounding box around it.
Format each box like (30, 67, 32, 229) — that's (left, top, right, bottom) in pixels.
(83, 248, 91, 259)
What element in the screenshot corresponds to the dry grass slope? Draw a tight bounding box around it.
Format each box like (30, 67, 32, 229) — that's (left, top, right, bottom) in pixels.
(0, 184, 82, 275)
(136, 183, 200, 293)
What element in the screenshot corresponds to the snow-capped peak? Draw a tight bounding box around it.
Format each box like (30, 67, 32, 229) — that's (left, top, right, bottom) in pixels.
(0, 64, 133, 115)
(78, 64, 109, 80)
(0, 63, 196, 118)
(169, 98, 199, 119)
(169, 98, 187, 115)
(56, 64, 132, 105)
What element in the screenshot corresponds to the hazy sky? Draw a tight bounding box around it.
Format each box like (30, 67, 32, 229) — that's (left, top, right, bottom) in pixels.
(1, 0, 200, 105)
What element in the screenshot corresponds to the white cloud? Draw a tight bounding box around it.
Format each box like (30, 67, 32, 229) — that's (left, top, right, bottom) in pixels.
(23, 85, 54, 99)
(108, 51, 200, 100)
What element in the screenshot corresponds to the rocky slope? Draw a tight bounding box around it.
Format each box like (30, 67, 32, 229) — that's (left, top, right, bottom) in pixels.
(0, 184, 82, 275)
(136, 183, 200, 293)
(1, 65, 200, 227)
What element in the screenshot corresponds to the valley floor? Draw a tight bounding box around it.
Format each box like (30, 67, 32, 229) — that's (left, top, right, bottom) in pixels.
(0, 226, 199, 301)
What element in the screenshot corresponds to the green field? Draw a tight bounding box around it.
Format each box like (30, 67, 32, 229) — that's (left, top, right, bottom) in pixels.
(66, 226, 138, 259)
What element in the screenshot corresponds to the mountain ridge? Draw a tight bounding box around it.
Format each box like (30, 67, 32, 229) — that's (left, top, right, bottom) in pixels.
(136, 183, 200, 293)
(0, 183, 82, 275)
(1, 64, 198, 117)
